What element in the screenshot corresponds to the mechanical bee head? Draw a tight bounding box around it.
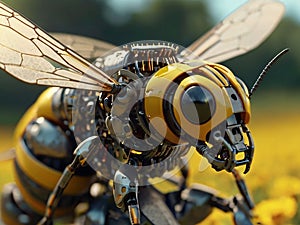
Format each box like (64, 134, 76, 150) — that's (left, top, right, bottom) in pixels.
(93, 41, 254, 175)
(143, 60, 254, 173)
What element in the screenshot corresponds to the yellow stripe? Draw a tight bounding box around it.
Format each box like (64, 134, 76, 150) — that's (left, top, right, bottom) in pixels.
(144, 63, 192, 144)
(13, 87, 94, 196)
(36, 87, 60, 122)
(201, 66, 228, 87)
(15, 140, 93, 195)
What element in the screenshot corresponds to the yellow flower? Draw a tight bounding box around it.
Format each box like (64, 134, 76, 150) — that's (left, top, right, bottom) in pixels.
(268, 176, 300, 198)
(196, 209, 231, 225)
(254, 196, 297, 225)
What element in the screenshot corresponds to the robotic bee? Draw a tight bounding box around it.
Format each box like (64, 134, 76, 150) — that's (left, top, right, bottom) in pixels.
(0, 0, 286, 224)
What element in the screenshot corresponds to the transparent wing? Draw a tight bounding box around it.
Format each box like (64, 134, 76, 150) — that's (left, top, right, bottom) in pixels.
(51, 33, 116, 60)
(0, 3, 117, 91)
(185, 0, 285, 62)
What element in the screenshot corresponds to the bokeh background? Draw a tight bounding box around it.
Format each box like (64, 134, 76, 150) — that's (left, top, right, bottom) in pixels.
(0, 0, 300, 224)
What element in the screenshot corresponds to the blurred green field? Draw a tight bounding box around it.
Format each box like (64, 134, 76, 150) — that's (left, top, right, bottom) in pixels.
(0, 92, 300, 224)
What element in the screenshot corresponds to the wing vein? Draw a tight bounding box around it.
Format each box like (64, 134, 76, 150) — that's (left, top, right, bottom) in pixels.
(0, 2, 117, 92)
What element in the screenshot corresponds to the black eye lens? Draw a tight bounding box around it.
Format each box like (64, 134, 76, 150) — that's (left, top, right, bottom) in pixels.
(180, 86, 216, 124)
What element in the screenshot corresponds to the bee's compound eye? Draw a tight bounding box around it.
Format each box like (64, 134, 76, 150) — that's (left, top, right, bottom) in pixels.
(180, 86, 216, 124)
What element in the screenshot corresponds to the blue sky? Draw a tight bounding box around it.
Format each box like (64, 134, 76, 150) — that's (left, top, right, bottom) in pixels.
(107, 0, 300, 23)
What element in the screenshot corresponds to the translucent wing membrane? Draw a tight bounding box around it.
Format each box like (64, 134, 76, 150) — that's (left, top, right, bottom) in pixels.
(185, 0, 285, 62)
(0, 3, 116, 91)
(51, 33, 116, 60)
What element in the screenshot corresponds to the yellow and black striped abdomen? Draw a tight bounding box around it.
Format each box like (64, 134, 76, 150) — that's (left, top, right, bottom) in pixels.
(11, 88, 95, 218)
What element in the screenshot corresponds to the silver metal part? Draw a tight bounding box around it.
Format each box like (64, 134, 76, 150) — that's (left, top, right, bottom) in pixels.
(179, 184, 217, 224)
(113, 165, 138, 209)
(78, 197, 109, 225)
(52, 88, 76, 125)
(1, 183, 41, 225)
(24, 117, 72, 158)
(74, 136, 100, 157)
(107, 116, 133, 141)
(225, 87, 244, 114)
(113, 165, 140, 225)
(139, 187, 179, 225)
(101, 50, 129, 74)
(232, 196, 253, 225)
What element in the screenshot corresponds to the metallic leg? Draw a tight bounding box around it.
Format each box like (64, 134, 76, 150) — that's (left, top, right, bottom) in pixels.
(37, 136, 99, 225)
(37, 154, 83, 225)
(232, 169, 254, 209)
(113, 165, 140, 225)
